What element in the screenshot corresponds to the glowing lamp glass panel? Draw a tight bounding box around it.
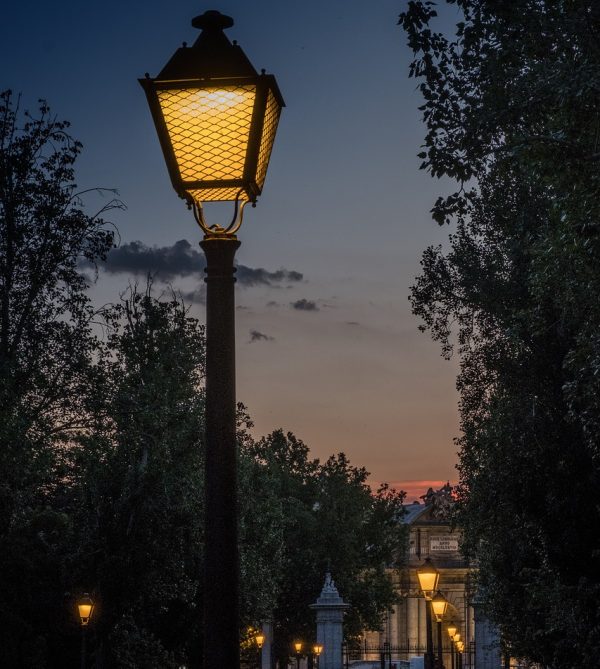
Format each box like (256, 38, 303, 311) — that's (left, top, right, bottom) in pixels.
(78, 599, 93, 625)
(447, 625, 458, 639)
(255, 634, 265, 648)
(313, 645, 323, 656)
(294, 642, 302, 653)
(157, 85, 256, 199)
(431, 595, 448, 619)
(417, 564, 439, 595)
(453, 633, 461, 644)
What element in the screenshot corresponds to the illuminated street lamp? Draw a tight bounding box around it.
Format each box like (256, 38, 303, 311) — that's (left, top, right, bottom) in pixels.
(447, 624, 458, 669)
(294, 641, 303, 669)
(255, 633, 265, 649)
(140, 11, 283, 669)
(431, 591, 448, 669)
(77, 594, 94, 669)
(313, 644, 323, 669)
(416, 558, 439, 669)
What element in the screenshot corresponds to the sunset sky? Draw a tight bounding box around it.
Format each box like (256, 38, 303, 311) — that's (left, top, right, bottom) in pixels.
(3, 0, 462, 499)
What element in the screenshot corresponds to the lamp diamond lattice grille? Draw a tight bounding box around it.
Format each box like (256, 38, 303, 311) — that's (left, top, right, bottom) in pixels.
(158, 85, 256, 184)
(256, 89, 281, 189)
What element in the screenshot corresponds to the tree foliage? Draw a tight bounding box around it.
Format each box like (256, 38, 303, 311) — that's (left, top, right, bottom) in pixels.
(400, 2, 600, 666)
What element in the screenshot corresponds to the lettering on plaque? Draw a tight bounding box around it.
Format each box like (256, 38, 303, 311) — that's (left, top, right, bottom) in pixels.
(430, 535, 459, 552)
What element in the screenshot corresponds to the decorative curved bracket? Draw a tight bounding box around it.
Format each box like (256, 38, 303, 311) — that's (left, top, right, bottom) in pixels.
(187, 190, 249, 237)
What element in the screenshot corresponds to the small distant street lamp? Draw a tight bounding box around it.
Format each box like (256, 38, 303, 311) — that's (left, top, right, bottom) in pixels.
(417, 558, 439, 669)
(140, 10, 284, 669)
(77, 594, 94, 669)
(455, 640, 464, 669)
(447, 624, 458, 669)
(294, 641, 303, 669)
(313, 644, 323, 668)
(255, 633, 265, 649)
(431, 591, 448, 669)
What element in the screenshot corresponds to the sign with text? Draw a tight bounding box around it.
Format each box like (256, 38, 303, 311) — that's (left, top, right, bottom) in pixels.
(430, 535, 459, 552)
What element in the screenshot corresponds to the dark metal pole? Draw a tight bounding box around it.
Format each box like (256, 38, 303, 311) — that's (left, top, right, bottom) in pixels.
(81, 625, 87, 669)
(450, 642, 454, 669)
(425, 600, 435, 669)
(437, 619, 444, 669)
(201, 235, 241, 669)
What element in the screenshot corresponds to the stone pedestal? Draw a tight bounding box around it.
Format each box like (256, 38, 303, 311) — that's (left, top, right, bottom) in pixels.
(472, 598, 501, 669)
(310, 573, 350, 669)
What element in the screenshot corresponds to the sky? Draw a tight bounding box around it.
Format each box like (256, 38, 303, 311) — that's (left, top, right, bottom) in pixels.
(2, 0, 463, 500)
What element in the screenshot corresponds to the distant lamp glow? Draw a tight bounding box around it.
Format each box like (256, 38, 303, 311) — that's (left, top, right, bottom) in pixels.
(255, 633, 265, 649)
(77, 594, 94, 626)
(140, 11, 284, 209)
(457, 641, 465, 652)
(453, 633, 461, 644)
(417, 558, 439, 598)
(294, 642, 303, 653)
(447, 624, 458, 639)
(313, 644, 323, 655)
(431, 591, 448, 621)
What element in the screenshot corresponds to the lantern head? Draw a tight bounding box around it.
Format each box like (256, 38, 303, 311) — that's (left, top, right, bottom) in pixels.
(77, 594, 94, 626)
(417, 557, 439, 598)
(447, 623, 458, 639)
(431, 591, 448, 621)
(294, 641, 303, 653)
(255, 633, 265, 649)
(140, 10, 284, 207)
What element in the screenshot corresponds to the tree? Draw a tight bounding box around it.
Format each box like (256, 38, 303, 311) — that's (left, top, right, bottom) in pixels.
(0, 90, 117, 667)
(246, 430, 406, 666)
(400, 2, 600, 666)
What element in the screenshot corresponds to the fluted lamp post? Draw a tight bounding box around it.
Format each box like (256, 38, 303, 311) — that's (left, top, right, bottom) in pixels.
(431, 591, 448, 669)
(417, 558, 440, 669)
(77, 594, 94, 669)
(140, 10, 284, 669)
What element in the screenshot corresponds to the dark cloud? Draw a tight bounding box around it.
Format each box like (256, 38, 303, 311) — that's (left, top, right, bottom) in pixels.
(266, 301, 280, 308)
(346, 321, 360, 326)
(249, 329, 275, 343)
(88, 240, 303, 288)
(291, 299, 319, 312)
(102, 239, 203, 279)
(236, 265, 303, 287)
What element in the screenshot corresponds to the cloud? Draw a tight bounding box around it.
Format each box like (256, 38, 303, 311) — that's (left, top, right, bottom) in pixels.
(266, 300, 280, 308)
(88, 240, 303, 288)
(179, 289, 206, 305)
(102, 239, 203, 279)
(249, 329, 275, 343)
(346, 321, 360, 326)
(291, 298, 319, 311)
(236, 265, 303, 287)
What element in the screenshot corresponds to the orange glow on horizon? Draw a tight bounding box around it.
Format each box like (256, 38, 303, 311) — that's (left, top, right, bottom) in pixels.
(371, 480, 457, 503)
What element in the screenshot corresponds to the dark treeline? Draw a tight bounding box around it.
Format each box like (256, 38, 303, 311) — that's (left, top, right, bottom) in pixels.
(0, 90, 406, 668)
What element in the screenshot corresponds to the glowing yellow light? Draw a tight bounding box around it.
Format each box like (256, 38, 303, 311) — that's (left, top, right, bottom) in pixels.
(417, 558, 439, 597)
(255, 633, 265, 648)
(313, 644, 323, 655)
(447, 624, 458, 639)
(453, 633, 461, 644)
(157, 85, 256, 185)
(77, 596, 94, 626)
(431, 592, 448, 620)
(294, 641, 302, 653)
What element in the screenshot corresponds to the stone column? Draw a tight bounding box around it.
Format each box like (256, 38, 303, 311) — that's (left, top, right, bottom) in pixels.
(472, 597, 501, 669)
(310, 572, 350, 669)
(261, 620, 273, 669)
(407, 597, 419, 653)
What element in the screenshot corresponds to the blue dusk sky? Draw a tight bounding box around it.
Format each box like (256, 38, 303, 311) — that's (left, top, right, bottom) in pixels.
(2, 0, 463, 499)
